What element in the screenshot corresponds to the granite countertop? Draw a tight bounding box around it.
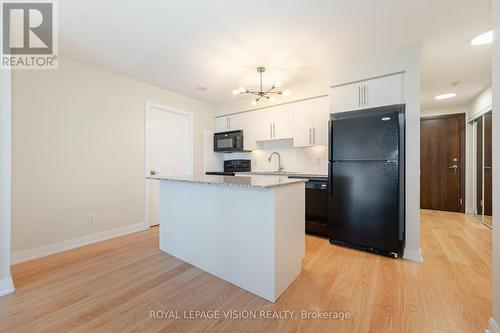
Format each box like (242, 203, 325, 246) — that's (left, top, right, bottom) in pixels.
(236, 171, 328, 179)
(146, 174, 307, 189)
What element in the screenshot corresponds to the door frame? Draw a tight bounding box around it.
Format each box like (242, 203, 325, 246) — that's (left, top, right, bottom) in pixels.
(144, 101, 194, 226)
(420, 113, 466, 213)
(469, 107, 493, 218)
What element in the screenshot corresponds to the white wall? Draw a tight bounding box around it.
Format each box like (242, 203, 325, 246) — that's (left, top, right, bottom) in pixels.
(227, 140, 328, 175)
(469, 86, 493, 121)
(0, 1, 15, 295)
(11, 57, 214, 254)
(0, 66, 15, 295)
(490, 1, 500, 331)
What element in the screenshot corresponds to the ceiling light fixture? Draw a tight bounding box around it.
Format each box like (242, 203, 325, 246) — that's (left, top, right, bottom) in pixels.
(471, 30, 493, 45)
(232, 67, 290, 105)
(435, 93, 456, 100)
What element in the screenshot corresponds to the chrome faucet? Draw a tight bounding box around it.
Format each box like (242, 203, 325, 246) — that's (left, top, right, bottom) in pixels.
(268, 152, 284, 172)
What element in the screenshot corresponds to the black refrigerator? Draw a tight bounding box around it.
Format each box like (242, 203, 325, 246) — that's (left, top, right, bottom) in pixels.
(328, 104, 405, 258)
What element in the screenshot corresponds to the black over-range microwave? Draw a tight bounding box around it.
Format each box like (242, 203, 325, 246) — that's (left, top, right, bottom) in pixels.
(214, 130, 247, 152)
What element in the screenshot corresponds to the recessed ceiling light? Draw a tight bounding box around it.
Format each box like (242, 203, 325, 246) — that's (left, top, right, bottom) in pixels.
(435, 93, 456, 100)
(471, 30, 493, 46)
(196, 86, 207, 91)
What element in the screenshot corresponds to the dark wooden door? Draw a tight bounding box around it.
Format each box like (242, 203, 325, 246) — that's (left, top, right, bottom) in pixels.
(477, 117, 483, 215)
(421, 114, 465, 212)
(484, 112, 492, 216)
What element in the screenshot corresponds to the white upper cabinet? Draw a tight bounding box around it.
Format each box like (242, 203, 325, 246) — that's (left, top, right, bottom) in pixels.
(256, 105, 294, 141)
(330, 82, 362, 113)
(293, 97, 330, 147)
(272, 104, 294, 140)
(330, 73, 404, 113)
(363, 73, 403, 109)
(214, 95, 330, 150)
(312, 96, 329, 146)
(215, 116, 229, 132)
(292, 100, 314, 147)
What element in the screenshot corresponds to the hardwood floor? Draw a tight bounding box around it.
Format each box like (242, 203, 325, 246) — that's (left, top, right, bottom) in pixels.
(0, 210, 492, 332)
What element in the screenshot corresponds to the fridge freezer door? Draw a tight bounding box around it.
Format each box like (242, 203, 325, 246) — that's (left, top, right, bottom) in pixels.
(330, 110, 399, 161)
(328, 161, 400, 253)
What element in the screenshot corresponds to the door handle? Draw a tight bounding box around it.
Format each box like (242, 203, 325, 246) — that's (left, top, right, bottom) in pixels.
(449, 165, 458, 170)
(150, 170, 158, 176)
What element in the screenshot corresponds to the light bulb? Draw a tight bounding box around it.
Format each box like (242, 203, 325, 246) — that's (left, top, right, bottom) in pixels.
(435, 93, 456, 100)
(232, 89, 239, 95)
(238, 87, 246, 93)
(471, 30, 493, 46)
(274, 81, 282, 88)
(251, 100, 257, 105)
(283, 90, 291, 97)
(270, 96, 275, 102)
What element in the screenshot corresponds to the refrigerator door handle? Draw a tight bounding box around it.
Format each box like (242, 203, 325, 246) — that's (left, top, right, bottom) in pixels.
(328, 163, 334, 201)
(328, 120, 333, 161)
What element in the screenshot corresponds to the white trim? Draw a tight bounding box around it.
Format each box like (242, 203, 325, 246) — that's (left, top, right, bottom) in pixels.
(144, 101, 194, 226)
(403, 247, 423, 262)
(0, 276, 15, 296)
(468, 104, 493, 123)
(486, 318, 500, 333)
(11, 223, 148, 264)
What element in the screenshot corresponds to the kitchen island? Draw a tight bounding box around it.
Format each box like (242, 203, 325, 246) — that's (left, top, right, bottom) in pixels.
(147, 174, 306, 302)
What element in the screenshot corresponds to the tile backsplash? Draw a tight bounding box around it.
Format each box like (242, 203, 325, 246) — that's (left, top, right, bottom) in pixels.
(225, 139, 328, 175)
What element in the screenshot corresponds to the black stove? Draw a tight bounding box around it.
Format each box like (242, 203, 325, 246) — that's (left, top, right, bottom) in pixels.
(206, 159, 251, 176)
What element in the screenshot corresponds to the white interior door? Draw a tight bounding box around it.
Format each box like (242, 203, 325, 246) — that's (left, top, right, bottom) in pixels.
(145, 102, 193, 226)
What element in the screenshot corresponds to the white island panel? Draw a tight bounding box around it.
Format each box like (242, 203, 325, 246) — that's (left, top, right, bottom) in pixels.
(158, 177, 305, 302)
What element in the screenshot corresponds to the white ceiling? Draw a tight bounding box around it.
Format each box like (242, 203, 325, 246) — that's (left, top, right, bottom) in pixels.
(59, 0, 492, 109)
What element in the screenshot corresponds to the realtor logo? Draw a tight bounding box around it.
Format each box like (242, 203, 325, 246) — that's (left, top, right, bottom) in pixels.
(1, 0, 58, 69)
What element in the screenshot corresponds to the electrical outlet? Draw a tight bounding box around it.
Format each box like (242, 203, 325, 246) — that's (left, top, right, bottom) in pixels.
(88, 214, 96, 224)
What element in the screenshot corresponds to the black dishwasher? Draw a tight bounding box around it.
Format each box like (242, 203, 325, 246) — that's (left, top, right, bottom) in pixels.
(290, 176, 329, 237)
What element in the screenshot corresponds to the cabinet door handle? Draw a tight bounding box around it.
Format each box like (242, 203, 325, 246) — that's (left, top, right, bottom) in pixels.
(358, 85, 362, 107)
(364, 85, 368, 106)
(270, 124, 273, 138)
(273, 123, 276, 138)
(309, 128, 312, 144)
(313, 128, 316, 144)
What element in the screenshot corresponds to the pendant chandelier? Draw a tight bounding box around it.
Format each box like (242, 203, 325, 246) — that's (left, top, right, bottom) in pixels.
(232, 67, 291, 105)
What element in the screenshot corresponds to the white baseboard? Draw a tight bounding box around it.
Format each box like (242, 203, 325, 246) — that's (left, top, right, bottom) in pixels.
(486, 318, 500, 333)
(12, 223, 149, 264)
(403, 247, 423, 262)
(0, 276, 15, 296)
